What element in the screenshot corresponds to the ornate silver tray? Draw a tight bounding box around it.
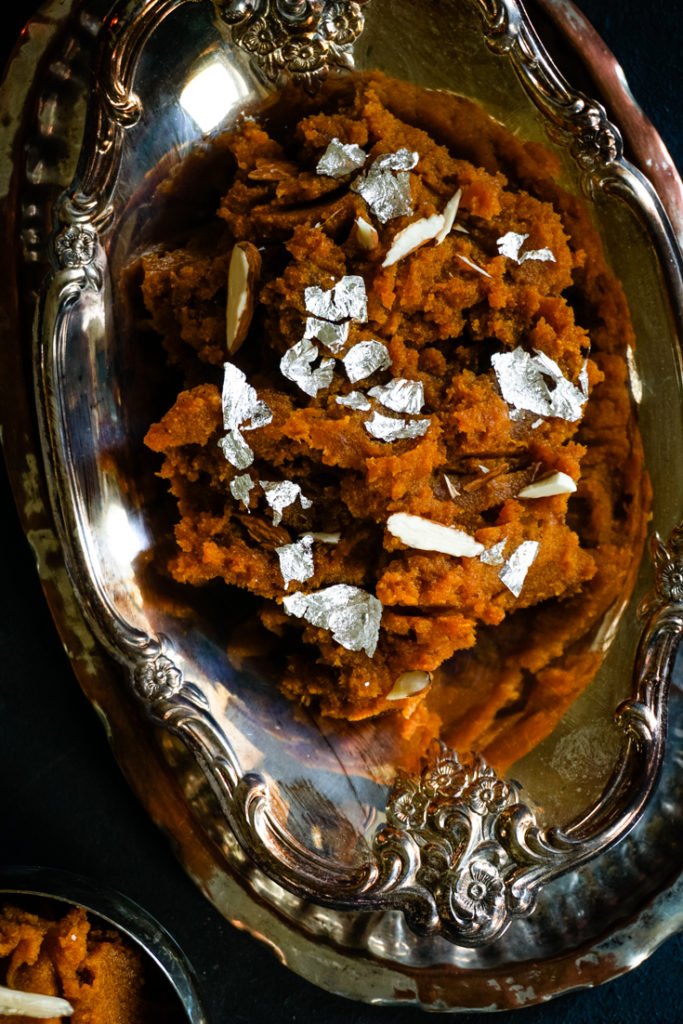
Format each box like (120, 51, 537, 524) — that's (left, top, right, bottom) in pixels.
(1, 0, 682, 1010)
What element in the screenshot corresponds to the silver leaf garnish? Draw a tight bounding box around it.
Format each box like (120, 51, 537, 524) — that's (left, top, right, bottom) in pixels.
(480, 540, 507, 565)
(336, 391, 372, 411)
(491, 347, 587, 422)
(351, 148, 419, 224)
(579, 359, 590, 399)
(218, 362, 273, 468)
(364, 411, 431, 442)
(276, 534, 315, 590)
(304, 276, 368, 323)
(343, 340, 392, 383)
(262, 480, 312, 526)
(316, 138, 367, 178)
(499, 540, 540, 597)
(283, 584, 383, 657)
(280, 337, 336, 397)
(626, 345, 643, 404)
(303, 316, 350, 354)
(230, 473, 254, 509)
(368, 378, 425, 415)
(496, 231, 556, 264)
(218, 432, 253, 470)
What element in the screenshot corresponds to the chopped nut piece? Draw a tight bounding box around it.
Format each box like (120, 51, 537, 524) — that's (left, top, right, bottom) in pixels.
(0, 985, 74, 1018)
(226, 241, 261, 355)
(309, 531, 341, 544)
(387, 513, 484, 557)
(386, 670, 431, 700)
(436, 188, 462, 244)
(382, 213, 445, 267)
(518, 471, 577, 499)
(456, 254, 492, 277)
(443, 474, 460, 499)
(354, 215, 379, 250)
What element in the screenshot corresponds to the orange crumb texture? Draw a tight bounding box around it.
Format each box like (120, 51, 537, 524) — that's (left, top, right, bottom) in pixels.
(0, 905, 174, 1024)
(136, 73, 649, 768)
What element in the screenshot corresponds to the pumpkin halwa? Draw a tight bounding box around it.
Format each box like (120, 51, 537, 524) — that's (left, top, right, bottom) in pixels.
(136, 73, 649, 765)
(0, 904, 184, 1023)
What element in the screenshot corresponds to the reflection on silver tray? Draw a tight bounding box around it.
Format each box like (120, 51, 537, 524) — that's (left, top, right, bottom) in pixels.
(2, 0, 683, 1010)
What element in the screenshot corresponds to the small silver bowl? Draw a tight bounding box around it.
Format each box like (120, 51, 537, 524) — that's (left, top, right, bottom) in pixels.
(0, 866, 208, 1024)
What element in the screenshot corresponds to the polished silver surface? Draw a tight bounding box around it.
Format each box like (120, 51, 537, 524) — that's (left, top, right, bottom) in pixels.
(3, 0, 683, 1008)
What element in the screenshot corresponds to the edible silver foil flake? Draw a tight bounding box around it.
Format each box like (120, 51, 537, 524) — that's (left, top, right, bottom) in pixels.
(316, 138, 367, 178)
(509, 408, 526, 422)
(491, 347, 587, 422)
(499, 540, 539, 597)
(304, 276, 368, 323)
(276, 534, 315, 590)
(364, 411, 431, 442)
(343, 340, 392, 383)
(218, 362, 273, 469)
(480, 540, 506, 566)
(218, 432, 253, 470)
(280, 337, 336, 397)
(351, 148, 419, 224)
(368, 378, 425, 415)
(230, 473, 254, 509)
(496, 231, 556, 264)
(262, 480, 312, 526)
(221, 362, 273, 432)
(626, 345, 643, 403)
(282, 584, 383, 657)
(336, 391, 372, 411)
(303, 316, 349, 354)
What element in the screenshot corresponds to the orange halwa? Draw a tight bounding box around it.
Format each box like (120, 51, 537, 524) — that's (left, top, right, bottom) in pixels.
(134, 73, 649, 763)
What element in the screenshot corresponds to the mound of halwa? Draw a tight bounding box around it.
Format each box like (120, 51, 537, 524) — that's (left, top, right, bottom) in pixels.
(134, 73, 648, 759)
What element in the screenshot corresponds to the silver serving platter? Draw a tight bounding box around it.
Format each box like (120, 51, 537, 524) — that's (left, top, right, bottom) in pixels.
(1, 0, 682, 1010)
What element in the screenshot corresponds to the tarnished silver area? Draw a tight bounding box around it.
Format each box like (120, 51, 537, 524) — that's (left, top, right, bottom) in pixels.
(367, 378, 424, 414)
(304, 276, 367, 323)
(627, 344, 644, 403)
(261, 480, 312, 526)
(496, 231, 556, 264)
(218, 362, 273, 469)
(303, 316, 349, 354)
(491, 347, 587, 421)
(480, 540, 507, 565)
(351, 149, 418, 223)
(335, 391, 371, 410)
(216, 0, 369, 85)
(316, 138, 366, 178)
(275, 534, 315, 590)
(343, 340, 392, 383)
(499, 539, 540, 596)
(280, 337, 336, 397)
(364, 410, 430, 442)
(230, 473, 254, 509)
(283, 584, 383, 657)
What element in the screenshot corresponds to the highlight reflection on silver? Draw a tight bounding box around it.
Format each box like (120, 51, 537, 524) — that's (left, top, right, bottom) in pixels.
(179, 55, 249, 133)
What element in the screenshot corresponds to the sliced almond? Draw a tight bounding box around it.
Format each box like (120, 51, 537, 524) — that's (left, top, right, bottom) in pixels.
(382, 213, 445, 268)
(354, 215, 379, 250)
(456, 254, 491, 278)
(387, 513, 484, 557)
(518, 471, 576, 499)
(443, 474, 460, 499)
(0, 984, 74, 1018)
(226, 241, 261, 355)
(386, 670, 431, 701)
(309, 531, 341, 544)
(435, 187, 462, 244)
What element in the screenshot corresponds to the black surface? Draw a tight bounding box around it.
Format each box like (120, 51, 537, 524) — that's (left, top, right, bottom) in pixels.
(1, 1, 682, 1021)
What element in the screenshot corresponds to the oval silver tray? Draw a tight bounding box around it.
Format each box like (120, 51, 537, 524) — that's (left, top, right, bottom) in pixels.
(1, 0, 682, 1011)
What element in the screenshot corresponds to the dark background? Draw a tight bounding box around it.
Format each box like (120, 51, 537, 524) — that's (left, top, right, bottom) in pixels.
(1, 1, 681, 1021)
